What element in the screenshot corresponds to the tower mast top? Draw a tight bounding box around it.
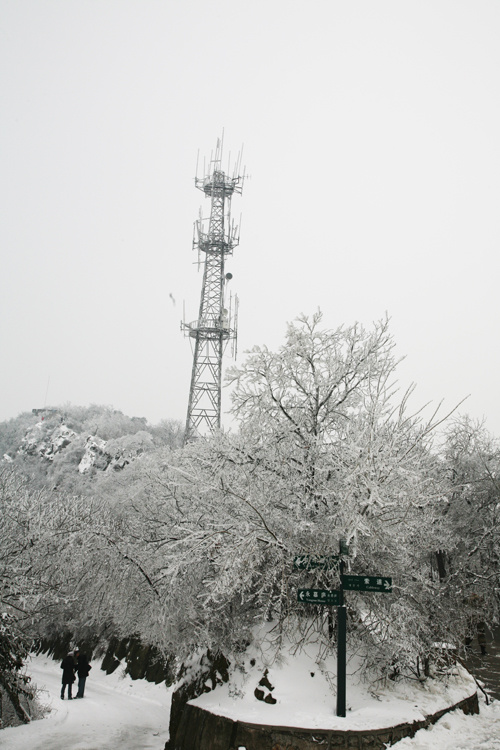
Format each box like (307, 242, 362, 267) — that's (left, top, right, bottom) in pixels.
(182, 139, 244, 444)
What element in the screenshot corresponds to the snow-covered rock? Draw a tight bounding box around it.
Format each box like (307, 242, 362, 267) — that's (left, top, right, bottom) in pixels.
(18, 421, 77, 461)
(78, 436, 109, 473)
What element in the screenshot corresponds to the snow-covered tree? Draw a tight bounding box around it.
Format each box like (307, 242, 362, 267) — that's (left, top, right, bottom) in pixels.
(0, 466, 107, 628)
(0, 466, 102, 717)
(440, 416, 500, 642)
(0, 611, 34, 724)
(3, 318, 493, 690)
(106, 313, 464, 679)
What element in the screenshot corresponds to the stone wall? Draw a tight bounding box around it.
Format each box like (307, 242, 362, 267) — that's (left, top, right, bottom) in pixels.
(165, 650, 230, 750)
(171, 690, 479, 750)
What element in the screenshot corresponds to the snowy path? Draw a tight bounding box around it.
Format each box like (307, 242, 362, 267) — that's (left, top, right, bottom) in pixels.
(393, 697, 500, 750)
(0, 655, 171, 750)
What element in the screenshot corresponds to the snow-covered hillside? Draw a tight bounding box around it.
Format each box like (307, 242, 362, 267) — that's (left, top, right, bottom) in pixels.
(0, 406, 182, 490)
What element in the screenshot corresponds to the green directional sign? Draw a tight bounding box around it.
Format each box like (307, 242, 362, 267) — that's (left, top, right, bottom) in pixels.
(342, 575, 392, 593)
(298, 588, 341, 605)
(293, 554, 340, 571)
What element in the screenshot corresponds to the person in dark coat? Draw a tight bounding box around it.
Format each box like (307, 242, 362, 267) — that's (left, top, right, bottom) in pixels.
(75, 652, 92, 698)
(61, 649, 79, 700)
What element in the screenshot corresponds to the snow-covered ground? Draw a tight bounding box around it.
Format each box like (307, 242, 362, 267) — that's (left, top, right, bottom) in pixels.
(193, 646, 477, 730)
(1, 654, 499, 749)
(393, 698, 500, 749)
(191, 642, 500, 748)
(0, 655, 172, 750)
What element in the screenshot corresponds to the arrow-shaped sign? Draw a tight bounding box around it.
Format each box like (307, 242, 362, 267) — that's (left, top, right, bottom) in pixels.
(341, 575, 392, 593)
(297, 588, 341, 606)
(293, 555, 340, 571)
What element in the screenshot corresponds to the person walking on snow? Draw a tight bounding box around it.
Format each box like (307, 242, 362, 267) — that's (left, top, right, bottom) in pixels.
(60, 649, 78, 700)
(76, 652, 91, 698)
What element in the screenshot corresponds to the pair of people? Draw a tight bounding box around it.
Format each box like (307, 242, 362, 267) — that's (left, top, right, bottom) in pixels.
(61, 649, 92, 699)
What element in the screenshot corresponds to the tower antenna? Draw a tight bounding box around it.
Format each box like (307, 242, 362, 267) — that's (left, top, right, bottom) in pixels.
(181, 140, 244, 444)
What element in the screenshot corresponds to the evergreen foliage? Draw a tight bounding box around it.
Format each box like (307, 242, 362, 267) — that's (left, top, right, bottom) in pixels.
(0, 612, 34, 725)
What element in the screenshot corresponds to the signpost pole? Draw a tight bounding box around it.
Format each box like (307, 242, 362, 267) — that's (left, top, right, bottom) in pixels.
(293, 546, 392, 720)
(336, 554, 346, 718)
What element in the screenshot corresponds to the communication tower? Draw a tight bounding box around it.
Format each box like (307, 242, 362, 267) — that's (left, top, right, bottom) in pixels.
(182, 140, 244, 444)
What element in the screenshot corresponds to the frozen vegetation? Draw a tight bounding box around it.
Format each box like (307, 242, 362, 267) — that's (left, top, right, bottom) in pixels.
(1, 313, 499, 745)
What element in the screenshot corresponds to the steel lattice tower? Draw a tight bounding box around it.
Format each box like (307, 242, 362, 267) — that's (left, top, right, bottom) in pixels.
(182, 141, 244, 444)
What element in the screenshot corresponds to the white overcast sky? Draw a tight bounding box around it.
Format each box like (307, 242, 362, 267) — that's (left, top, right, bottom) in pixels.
(1, 0, 499, 436)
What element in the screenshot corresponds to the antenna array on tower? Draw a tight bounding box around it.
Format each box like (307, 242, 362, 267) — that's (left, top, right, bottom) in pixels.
(181, 139, 244, 444)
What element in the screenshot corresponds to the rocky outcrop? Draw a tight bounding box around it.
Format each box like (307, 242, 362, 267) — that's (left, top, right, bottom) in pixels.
(11, 409, 160, 479)
(101, 635, 175, 685)
(78, 435, 109, 473)
(19, 421, 76, 461)
(36, 632, 174, 686)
